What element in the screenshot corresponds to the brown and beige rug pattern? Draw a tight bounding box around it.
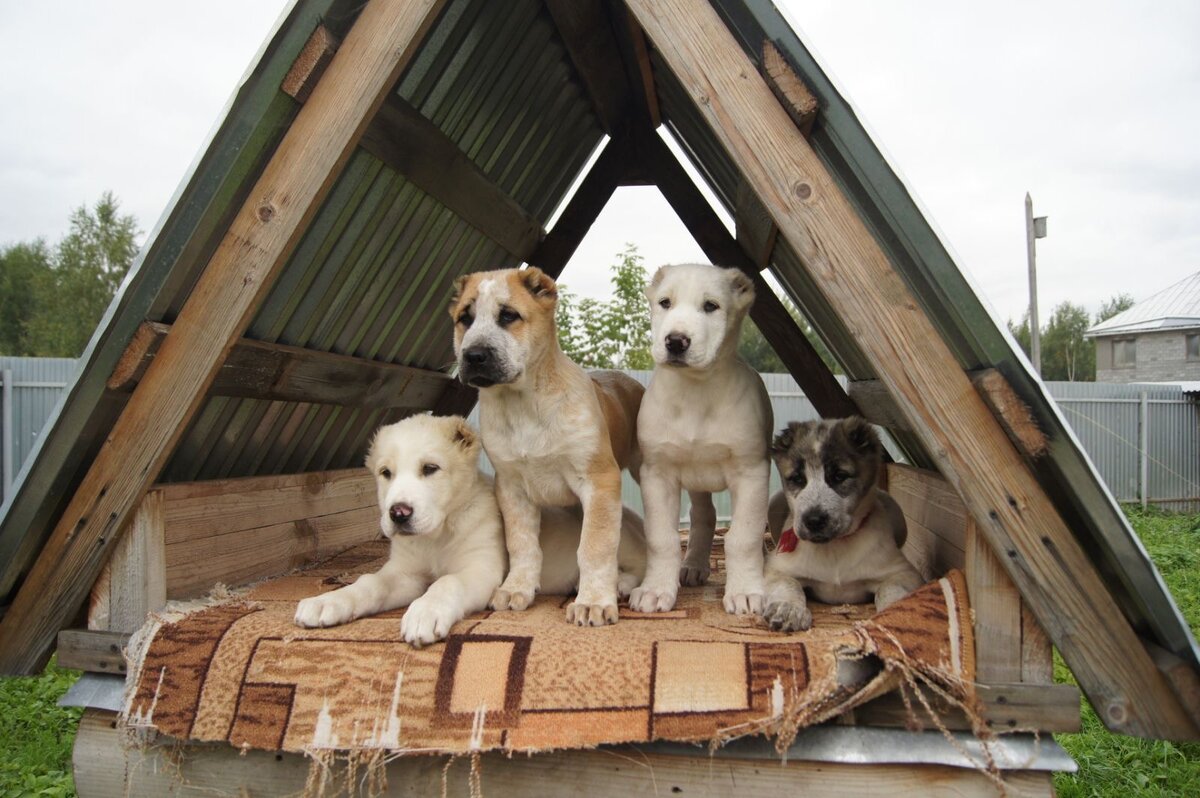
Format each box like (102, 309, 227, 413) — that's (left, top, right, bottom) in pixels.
(123, 540, 974, 755)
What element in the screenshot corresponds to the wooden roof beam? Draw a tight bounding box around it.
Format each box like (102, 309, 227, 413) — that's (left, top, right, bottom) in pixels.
(108, 321, 458, 411)
(544, 0, 632, 135)
(0, 0, 449, 675)
(636, 128, 858, 420)
(628, 0, 1197, 739)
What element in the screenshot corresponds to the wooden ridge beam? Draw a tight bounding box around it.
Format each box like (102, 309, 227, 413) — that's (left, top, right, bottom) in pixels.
(637, 129, 858, 420)
(545, 0, 631, 134)
(109, 321, 455, 411)
(628, 0, 1196, 738)
(610, 0, 662, 129)
(0, 0, 448, 675)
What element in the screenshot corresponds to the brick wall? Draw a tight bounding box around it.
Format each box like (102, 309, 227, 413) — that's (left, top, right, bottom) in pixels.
(1096, 329, 1200, 383)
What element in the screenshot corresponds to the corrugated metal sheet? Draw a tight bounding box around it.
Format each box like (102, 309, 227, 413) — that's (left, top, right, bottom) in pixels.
(0, 358, 78, 505)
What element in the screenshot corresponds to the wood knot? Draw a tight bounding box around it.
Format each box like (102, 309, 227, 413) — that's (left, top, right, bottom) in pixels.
(1105, 698, 1129, 726)
(257, 203, 277, 223)
(793, 181, 813, 201)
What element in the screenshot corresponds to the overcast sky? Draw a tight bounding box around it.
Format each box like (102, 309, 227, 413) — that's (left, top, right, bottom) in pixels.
(2, 1, 1197, 327)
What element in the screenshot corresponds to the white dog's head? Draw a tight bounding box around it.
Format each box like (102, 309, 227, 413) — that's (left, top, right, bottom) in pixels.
(365, 414, 481, 538)
(645, 263, 755, 370)
(770, 417, 883, 543)
(449, 267, 559, 389)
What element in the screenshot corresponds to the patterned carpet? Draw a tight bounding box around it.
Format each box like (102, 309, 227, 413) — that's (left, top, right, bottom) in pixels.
(123, 539, 974, 755)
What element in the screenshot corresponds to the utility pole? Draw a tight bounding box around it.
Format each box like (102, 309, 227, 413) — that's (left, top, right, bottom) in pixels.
(1025, 193, 1047, 375)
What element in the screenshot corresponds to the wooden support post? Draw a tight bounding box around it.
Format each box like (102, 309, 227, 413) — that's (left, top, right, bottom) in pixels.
(87, 491, 164, 634)
(57, 631, 129, 676)
(607, 0, 662, 129)
(639, 128, 858, 420)
(545, 0, 631, 134)
(627, 0, 1196, 738)
(0, 0, 448, 675)
(966, 517, 1023, 684)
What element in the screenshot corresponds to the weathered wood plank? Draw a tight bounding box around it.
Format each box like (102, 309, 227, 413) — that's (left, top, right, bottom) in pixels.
(57, 630, 129, 675)
(73, 709, 1057, 797)
(281, 24, 338, 104)
(108, 321, 455, 410)
(762, 41, 818, 137)
(545, 0, 630, 134)
(639, 128, 859, 420)
(1021, 603, 1054, 683)
(628, 0, 1195, 738)
(619, 1, 663, 128)
(855, 682, 1081, 734)
(735, 180, 777, 269)
(360, 94, 545, 259)
(967, 518, 1023, 684)
(0, 0, 448, 675)
(100, 492, 165, 634)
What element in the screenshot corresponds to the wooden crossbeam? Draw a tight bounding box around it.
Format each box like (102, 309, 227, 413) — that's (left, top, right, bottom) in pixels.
(612, 0, 662, 129)
(627, 0, 1196, 739)
(109, 321, 454, 411)
(637, 129, 858, 420)
(360, 95, 545, 259)
(0, 0, 448, 675)
(545, 0, 631, 134)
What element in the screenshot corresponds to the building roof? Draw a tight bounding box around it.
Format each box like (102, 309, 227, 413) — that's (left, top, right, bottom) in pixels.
(0, 0, 1196, 739)
(1087, 270, 1200, 337)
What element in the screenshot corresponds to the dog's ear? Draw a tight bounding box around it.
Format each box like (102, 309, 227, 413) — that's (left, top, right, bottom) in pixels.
(727, 268, 756, 313)
(772, 423, 800, 455)
(448, 274, 471, 318)
(841, 416, 881, 455)
(520, 267, 557, 305)
(364, 427, 383, 472)
(450, 417, 479, 453)
(645, 265, 668, 300)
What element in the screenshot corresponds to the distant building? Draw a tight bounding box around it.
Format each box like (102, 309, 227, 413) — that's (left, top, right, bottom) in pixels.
(1086, 271, 1200, 383)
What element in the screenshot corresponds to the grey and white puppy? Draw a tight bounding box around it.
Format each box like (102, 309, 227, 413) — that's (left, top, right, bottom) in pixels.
(762, 417, 924, 632)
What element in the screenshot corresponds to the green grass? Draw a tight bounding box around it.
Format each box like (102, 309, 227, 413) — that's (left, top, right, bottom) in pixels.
(1054, 506, 1200, 797)
(0, 507, 1198, 796)
(0, 658, 81, 797)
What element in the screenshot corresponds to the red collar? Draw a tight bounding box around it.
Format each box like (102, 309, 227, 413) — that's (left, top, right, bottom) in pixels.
(778, 505, 874, 553)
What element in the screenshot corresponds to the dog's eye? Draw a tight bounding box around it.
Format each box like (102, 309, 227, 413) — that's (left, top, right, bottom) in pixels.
(421, 463, 441, 477)
(457, 310, 474, 328)
(830, 469, 851, 485)
(379, 468, 392, 480)
(703, 300, 720, 313)
(497, 307, 521, 327)
(787, 471, 807, 488)
(658, 298, 671, 309)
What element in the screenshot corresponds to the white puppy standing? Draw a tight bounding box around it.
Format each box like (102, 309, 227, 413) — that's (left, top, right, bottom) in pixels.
(634, 264, 773, 615)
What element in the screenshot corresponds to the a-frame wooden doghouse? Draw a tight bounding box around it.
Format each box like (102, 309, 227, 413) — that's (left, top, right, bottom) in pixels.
(2, 0, 1198, 793)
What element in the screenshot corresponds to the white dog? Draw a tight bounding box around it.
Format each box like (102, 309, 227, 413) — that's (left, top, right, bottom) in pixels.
(634, 263, 773, 615)
(450, 267, 645, 626)
(762, 418, 924, 632)
(293, 414, 647, 646)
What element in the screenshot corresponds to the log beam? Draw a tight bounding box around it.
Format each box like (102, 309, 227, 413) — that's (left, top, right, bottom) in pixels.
(627, 0, 1196, 738)
(0, 0, 448, 675)
(545, 0, 631, 134)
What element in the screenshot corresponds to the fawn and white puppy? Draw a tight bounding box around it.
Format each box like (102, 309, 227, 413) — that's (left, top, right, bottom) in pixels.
(451, 267, 645, 626)
(635, 263, 773, 615)
(762, 417, 924, 632)
(293, 414, 647, 645)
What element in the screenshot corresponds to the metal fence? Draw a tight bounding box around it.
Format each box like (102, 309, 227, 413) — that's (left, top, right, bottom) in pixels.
(0, 357, 78, 507)
(3, 357, 1198, 515)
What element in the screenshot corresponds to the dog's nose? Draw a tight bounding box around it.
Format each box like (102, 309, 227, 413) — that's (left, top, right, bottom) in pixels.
(665, 333, 690, 355)
(801, 509, 829, 533)
(463, 346, 491, 366)
(389, 503, 414, 524)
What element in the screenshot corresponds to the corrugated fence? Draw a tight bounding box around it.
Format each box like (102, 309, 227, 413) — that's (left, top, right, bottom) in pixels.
(3, 358, 1198, 515)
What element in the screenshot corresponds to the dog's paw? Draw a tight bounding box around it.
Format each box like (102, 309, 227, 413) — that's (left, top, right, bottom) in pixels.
(617, 570, 640, 599)
(628, 584, 678, 613)
(762, 600, 812, 632)
(490, 587, 534, 612)
(565, 601, 618, 627)
(294, 592, 356, 628)
(679, 563, 711, 587)
(400, 597, 459, 648)
(723, 591, 764, 616)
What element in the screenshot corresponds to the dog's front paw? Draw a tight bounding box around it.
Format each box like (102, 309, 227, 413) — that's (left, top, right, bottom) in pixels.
(762, 600, 812, 632)
(490, 587, 534, 612)
(679, 563, 711, 587)
(629, 583, 678, 613)
(400, 597, 459, 648)
(723, 591, 764, 616)
(294, 592, 357, 628)
(565, 601, 618, 626)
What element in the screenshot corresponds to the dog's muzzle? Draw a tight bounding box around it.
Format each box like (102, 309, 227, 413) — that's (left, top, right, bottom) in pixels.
(663, 333, 691, 366)
(459, 345, 509, 388)
(387, 502, 417, 536)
